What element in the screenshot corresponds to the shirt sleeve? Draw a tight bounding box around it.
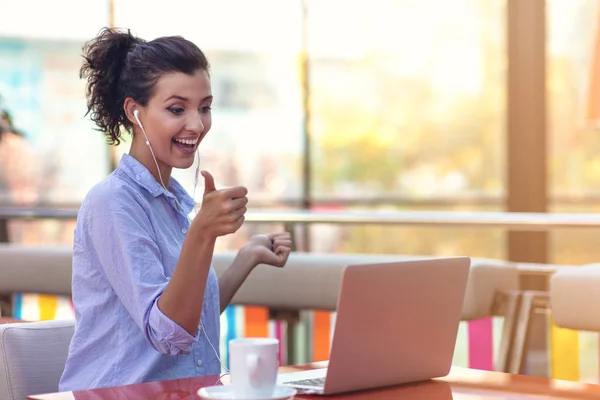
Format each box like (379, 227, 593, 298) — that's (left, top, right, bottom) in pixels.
(84, 183, 197, 355)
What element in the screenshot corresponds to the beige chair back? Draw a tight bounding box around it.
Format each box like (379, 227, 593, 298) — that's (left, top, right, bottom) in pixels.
(0, 320, 75, 400)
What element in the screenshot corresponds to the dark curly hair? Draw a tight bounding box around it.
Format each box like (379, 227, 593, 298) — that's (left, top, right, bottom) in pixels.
(80, 27, 210, 145)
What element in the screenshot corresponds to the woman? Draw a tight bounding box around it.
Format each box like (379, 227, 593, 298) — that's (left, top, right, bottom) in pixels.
(59, 28, 292, 391)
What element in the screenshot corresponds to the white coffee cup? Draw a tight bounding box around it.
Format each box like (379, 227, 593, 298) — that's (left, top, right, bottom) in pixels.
(229, 338, 279, 399)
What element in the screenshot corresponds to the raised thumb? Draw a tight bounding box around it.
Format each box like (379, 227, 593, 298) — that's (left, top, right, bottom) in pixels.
(201, 170, 216, 195)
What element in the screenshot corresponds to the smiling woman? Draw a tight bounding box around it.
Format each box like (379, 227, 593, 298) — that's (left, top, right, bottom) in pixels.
(58, 27, 293, 392)
(80, 28, 212, 184)
(125, 70, 213, 186)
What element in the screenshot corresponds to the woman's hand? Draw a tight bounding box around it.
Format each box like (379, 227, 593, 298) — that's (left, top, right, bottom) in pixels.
(191, 170, 248, 239)
(217, 232, 293, 313)
(242, 232, 293, 268)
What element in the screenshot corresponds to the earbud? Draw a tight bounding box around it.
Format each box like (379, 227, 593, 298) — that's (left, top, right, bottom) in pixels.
(133, 109, 150, 146)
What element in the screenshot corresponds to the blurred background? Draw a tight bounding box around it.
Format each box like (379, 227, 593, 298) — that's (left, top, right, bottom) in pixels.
(3, 0, 600, 263)
(2, 0, 600, 384)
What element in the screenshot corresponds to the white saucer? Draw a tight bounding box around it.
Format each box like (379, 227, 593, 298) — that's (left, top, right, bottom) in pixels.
(198, 385, 297, 400)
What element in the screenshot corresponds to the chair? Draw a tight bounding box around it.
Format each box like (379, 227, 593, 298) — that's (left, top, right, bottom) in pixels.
(550, 263, 600, 332)
(0, 320, 75, 400)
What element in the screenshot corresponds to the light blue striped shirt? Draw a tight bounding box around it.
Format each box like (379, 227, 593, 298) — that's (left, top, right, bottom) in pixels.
(59, 154, 221, 391)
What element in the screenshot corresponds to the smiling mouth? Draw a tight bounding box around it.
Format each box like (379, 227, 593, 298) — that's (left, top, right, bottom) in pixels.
(172, 137, 198, 151)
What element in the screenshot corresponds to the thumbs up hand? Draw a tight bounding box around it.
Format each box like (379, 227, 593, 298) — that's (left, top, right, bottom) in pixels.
(202, 170, 217, 195)
(191, 170, 248, 239)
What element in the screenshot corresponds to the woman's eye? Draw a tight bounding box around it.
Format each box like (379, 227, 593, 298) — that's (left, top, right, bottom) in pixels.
(168, 107, 184, 115)
(200, 106, 212, 113)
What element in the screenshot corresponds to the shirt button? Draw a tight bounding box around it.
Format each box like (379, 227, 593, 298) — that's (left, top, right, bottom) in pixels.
(182, 228, 187, 234)
(197, 359, 203, 366)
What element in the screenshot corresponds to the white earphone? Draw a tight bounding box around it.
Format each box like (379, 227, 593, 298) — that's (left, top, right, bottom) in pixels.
(133, 109, 200, 198)
(133, 109, 168, 191)
(132, 108, 226, 371)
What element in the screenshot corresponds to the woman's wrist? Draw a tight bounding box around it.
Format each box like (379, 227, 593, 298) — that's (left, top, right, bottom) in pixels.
(236, 244, 260, 272)
(187, 222, 217, 247)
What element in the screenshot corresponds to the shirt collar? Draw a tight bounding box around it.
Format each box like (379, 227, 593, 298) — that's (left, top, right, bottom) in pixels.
(117, 153, 196, 214)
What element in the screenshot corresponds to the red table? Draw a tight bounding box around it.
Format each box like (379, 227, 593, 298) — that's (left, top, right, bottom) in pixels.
(29, 362, 600, 400)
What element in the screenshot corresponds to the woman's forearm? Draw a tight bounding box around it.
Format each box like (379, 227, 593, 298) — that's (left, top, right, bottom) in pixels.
(218, 247, 257, 313)
(158, 230, 216, 335)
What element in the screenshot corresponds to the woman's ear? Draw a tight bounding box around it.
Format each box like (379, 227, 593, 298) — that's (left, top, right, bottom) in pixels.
(123, 98, 140, 127)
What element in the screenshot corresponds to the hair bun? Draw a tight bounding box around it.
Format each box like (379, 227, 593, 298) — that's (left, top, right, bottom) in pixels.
(80, 28, 144, 145)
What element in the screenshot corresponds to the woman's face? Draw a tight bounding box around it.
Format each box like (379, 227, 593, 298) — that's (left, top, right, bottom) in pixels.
(133, 69, 213, 173)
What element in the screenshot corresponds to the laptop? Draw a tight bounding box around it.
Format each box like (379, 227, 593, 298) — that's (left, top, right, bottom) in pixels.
(277, 257, 471, 395)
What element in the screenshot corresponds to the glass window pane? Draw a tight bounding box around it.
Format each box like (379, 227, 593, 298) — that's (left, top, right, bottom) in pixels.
(308, 0, 506, 201)
(0, 38, 110, 208)
(114, 0, 305, 205)
(0, 0, 108, 41)
(309, 205, 505, 259)
(547, 0, 600, 197)
(550, 204, 600, 265)
(547, 0, 600, 265)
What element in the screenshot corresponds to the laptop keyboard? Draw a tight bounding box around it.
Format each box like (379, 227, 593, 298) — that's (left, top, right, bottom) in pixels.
(286, 377, 326, 387)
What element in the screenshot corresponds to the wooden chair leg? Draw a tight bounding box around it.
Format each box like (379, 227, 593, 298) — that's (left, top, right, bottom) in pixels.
(495, 291, 522, 372)
(508, 291, 549, 374)
(509, 291, 534, 374)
